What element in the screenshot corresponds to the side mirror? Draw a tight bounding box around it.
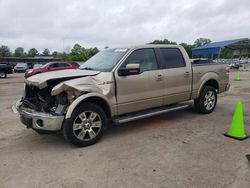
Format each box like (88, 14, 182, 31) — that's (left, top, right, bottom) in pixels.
(118, 64, 140, 76)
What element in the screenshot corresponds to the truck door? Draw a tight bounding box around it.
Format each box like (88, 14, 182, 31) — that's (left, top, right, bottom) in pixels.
(157, 48, 192, 105)
(115, 48, 164, 115)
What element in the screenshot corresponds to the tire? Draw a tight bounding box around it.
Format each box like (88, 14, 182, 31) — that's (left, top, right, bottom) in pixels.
(0, 71, 7, 78)
(63, 102, 107, 147)
(194, 86, 217, 114)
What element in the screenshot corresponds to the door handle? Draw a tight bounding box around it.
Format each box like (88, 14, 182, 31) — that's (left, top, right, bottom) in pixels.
(155, 74, 163, 81)
(184, 71, 190, 77)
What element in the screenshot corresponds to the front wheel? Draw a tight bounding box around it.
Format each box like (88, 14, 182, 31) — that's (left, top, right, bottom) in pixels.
(194, 86, 217, 114)
(63, 102, 107, 147)
(0, 71, 7, 78)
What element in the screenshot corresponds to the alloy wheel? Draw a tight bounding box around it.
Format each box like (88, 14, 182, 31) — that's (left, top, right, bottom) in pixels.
(73, 111, 102, 141)
(204, 91, 216, 111)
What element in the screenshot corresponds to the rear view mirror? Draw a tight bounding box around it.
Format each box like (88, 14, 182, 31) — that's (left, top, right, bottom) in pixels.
(119, 64, 140, 76)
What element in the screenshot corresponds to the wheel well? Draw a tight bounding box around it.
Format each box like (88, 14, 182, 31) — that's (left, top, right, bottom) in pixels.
(79, 97, 111, 118)
(203, 79, 219, 92)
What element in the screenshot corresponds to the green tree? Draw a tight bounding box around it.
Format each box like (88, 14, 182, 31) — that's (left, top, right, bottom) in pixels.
(14, 47, 24, 57)
(28, 48, 39, 57)
(85, 48, 99, 58)
(52, 51, 59, 57)
(149, 39, 177, 45)
(220, 48, 233, 59)
(71, 44, 82, 55)
(91, 47, 99, 56)
(194, 38, 211, 48)
(0, 45, 11, 57)
(22, 52, 28, 58)
(50, 44, 99, 61)
(62, 52, 71, 61)
(42, 48, 50, 56)
(179, 43, 194, 58)
(70, 44, 99, 61)
(70, 44, 85, 61)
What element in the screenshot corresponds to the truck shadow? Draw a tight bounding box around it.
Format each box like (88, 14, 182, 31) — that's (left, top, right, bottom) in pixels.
(11, 104, 210, 150)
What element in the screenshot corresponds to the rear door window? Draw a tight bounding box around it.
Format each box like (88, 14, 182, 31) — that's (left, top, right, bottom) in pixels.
(49, 63, 58, 68)
(160, 48, 185, 68)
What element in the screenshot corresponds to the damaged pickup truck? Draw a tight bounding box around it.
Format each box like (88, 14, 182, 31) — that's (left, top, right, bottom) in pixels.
(13, 45, 230, 147)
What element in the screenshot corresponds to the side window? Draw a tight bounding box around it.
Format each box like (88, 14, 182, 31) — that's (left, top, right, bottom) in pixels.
(160, 48, 185, 68)
(123, 49, 158, 72)
(49, 63, 58, 68)
(71, 62, 80, 67)
(58, 63, 70, 67)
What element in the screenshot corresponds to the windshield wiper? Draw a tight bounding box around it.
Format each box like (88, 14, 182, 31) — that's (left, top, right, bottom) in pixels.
(81, 67, 94, 70)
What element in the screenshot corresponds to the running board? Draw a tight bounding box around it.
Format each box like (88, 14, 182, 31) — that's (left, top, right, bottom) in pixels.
(113, 104, 189, 125)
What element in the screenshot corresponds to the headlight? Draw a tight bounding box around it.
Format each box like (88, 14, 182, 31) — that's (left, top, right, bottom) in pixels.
(28, 70, 33, 74)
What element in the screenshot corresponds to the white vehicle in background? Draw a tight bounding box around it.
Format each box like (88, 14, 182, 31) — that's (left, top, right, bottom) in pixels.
(33, 64, 43, 69)
(14, 63, 28, 73)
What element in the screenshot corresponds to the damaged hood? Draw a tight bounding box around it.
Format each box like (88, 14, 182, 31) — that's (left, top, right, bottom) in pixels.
(25, 69, 100, 89)
(51, 72, 114, 97)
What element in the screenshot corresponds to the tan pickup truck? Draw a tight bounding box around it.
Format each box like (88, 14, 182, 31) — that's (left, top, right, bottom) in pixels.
(13, 45, 230, 147)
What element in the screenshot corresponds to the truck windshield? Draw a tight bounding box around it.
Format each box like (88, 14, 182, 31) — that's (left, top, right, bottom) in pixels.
(80, 48, 128, 71)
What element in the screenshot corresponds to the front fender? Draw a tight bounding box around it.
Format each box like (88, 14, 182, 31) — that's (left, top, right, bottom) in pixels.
(65, 92, 113, 119)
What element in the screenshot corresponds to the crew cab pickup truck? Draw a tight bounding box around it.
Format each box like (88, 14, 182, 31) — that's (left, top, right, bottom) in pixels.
(0, 62, 13, 78)
(13, 45, 230, 147)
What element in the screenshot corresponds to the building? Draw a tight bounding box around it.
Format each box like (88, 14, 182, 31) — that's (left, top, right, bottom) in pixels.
(0, 56, 62, 68)
(192, 38, 250, 59)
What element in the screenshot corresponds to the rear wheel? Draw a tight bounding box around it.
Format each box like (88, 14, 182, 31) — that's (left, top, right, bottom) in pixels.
(194, 86, 217, 114)
(0, 71, 7, 78)
(63, 102, 107, 147)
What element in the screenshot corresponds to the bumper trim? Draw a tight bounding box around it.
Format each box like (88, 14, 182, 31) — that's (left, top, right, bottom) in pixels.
(12, 100, 64, 132)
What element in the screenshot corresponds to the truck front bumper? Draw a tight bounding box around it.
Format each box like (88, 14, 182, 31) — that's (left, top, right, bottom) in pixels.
(12, 100, 64, 133)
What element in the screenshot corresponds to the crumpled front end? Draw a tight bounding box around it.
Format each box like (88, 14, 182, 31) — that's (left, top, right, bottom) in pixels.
(12, 81, 71, 133)
(13, 72, 115, 133)
(13, 99, 64, 133)
(51, 72, 116, 106)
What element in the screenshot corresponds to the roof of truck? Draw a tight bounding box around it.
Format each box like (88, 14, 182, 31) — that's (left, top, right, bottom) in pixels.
(109, 44, 181, 49)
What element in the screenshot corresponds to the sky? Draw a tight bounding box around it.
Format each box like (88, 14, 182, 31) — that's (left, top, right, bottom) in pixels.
(0, 0, 250, 52)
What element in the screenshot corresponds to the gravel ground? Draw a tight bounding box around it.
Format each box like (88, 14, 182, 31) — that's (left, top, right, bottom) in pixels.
(0, 71, 250, 188)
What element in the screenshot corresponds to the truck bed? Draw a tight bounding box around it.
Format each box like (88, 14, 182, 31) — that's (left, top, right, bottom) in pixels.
(192, 62, 229, 98)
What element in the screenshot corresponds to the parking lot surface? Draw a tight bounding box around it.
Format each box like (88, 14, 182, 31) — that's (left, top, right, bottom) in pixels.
(0, 72, 250, 188)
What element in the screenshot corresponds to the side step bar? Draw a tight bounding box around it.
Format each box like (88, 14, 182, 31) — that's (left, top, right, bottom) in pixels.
(113, 104, 189, 125)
